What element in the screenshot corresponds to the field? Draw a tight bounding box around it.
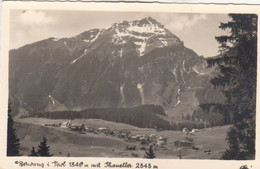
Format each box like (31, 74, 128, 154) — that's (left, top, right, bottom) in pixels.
(14, 117, 229, 159)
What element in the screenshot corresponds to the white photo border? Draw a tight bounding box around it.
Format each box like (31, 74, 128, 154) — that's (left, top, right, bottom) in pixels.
(1, 2, 260, 169)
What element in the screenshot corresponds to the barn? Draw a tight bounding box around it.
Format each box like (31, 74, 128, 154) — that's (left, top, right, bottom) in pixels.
(174, 140, 193, 148)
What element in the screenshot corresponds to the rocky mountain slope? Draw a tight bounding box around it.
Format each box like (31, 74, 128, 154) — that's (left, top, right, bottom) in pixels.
(9, 17, 224, 117)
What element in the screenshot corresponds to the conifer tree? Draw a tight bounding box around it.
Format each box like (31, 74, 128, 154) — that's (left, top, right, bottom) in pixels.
(37, 137, 53, 157)
(207, 14, 257, 160)
(29, 146, 38, 156)
(144, 145, 156, 159)
(7, 104, 21, 156)
(191, 113, 195, 121)
(181, 114, 184, 120)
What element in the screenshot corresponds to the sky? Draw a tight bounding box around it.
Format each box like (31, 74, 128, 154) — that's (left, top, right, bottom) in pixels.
(10, 10, 230, 57)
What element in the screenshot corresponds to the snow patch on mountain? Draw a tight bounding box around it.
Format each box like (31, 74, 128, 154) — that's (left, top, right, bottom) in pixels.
(48, 95, 55, 105)
(64, 41, 71, 53)
(83, 29, 103, 43)
(174, 88, 181, 107)
(159, 38, 168, 46)
(120, 83, 125, 104)
(52, 38, 59, 42)
(127, 21, 166, 35)
(180, 66, 185, 84)
(91, 30, 103, 42)
(137, 83, 145, 104)
(192, 67, 206, 75)
(171, 66, 178, 83)
(138, 65, 145, 73)
(71, 49, 88, 64)
(111, 17, 177, 56)
(112, 48, 123, 58)
(146, 17, 154, 25)
(182, 60, 190, 73)
(112, 28, 146, 46)
(112, 50, 116, 58)
(134, 40, 147, 56)
(119, 48, 123, 58)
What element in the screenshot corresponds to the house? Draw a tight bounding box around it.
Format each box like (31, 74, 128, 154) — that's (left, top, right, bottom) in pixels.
(130, 135, 139, 140)
(60, 121, 71, 128)
(97, 127, 114, 135)
(129, 134, 142, 141)
(174, 140, 193, 148)
(149, 134, 156, 137)
(69, 123, 85, 131)
(118, 130, 131, 138)
(182, 128, 189, 133)
(85, 126, 94, 132)
(191, 129, 199, 133)
(155, 140, 166, 146)
(98, 127, 107, 132)
(157, 136, 166, 141)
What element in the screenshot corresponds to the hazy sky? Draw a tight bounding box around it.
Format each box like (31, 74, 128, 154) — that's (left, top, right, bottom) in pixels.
(10, 10, 230, 57)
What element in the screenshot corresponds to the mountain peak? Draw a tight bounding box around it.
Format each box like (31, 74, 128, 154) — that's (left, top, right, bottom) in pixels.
(9, 15, 212, 120)
(107, 17, 181, 56)
(110, 16, 168, 36)
(135, 17, 164, 27)
(110, 16, 164, 31)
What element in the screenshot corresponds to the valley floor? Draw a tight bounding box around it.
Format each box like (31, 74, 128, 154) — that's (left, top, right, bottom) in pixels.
(14, 118, 229, 159)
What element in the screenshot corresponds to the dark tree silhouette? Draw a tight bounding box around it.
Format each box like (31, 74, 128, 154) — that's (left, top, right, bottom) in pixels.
(207, 14, 257, 160)
(40, 105, 171, 129)
(191, 114, 195, 121)
(7, 104, 21, 156)
(37, 137, 53, 157)
(185, 114, 191, 120)
(29, 146, 38, 156)
(144, 145, 156, 159)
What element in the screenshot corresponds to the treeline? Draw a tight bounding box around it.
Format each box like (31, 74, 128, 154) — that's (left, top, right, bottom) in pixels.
(39, 105, 172, 129)
(171, 121, 205, 131)
(191, 103, 233, 127)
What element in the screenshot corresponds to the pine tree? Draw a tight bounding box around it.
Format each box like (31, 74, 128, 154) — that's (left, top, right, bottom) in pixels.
(191, 113, 195, 121)
(207, 14, 257, 160)
(144, 145, 156, 159)
(7, 104, 21, 156)
(185, 114, 191, 120)
(221, 127, 239, 159)
(29, 147, 38, 157)
(29, 146, 38, 156)
(37, 137, 53, 157)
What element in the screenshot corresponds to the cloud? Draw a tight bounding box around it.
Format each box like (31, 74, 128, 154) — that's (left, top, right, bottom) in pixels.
(16, 10, 55, 26)
(159, 13, 208, 31)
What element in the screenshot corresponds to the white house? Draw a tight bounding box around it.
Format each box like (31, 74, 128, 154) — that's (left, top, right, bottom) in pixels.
(60, 121, 71, 128)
